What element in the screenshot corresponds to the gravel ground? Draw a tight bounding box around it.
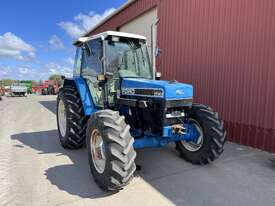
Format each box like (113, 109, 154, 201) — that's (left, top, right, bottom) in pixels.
(1, 95, 275, 206)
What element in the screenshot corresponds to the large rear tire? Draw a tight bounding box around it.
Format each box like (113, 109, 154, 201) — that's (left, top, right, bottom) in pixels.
(87, 110, 136, 191)
(176, 104, 226, 164)
(56, 85, 88, 149)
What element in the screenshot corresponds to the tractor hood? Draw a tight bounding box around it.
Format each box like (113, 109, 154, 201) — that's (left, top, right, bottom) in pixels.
(120, 78, 193, 100)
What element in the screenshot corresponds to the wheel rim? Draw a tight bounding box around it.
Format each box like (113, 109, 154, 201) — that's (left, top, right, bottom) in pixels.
(181, 118, 204, 152)
(58, 99, 67, 137)
(90, 129, 106, 174)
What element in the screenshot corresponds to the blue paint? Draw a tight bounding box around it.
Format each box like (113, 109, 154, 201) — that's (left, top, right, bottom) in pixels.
(184, 123, 201, 142)
(133, 123, 201, 149)
(133, 133, 191, 149)
(134, 137, 163, 149)
(121, 78, 193, 100)
(162, 126, 172, 137)
(72, 77, 98, 116)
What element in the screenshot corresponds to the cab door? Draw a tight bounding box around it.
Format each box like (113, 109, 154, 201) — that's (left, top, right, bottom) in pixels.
(81, 38, 103, 107)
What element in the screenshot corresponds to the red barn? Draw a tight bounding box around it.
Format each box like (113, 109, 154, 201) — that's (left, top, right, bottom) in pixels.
(84, 0, 275, 152)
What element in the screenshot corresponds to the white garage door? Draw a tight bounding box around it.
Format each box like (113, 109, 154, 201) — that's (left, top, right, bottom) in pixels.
(118, 7, 158, 71)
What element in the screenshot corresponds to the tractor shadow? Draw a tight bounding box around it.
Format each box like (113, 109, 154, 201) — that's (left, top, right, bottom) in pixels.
(39, 100, 56, 114)
(11, 130, 114, 198)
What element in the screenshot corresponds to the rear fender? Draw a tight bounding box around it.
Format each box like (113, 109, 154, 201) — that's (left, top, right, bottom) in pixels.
(63, 77, 97, 116)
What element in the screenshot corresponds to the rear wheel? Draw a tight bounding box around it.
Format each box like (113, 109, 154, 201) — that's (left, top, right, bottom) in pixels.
(176, 104, 226, 164)
(56, 85, 88, 149)
(87, 110, 136, 191)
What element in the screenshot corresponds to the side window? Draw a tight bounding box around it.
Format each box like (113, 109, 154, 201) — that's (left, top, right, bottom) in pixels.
(81, 39, 103, 107)
(73, 47, 82, 76)
(81, 39, 102, 76)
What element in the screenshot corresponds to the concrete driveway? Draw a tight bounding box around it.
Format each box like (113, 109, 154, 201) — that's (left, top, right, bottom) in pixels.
(1, 95, 275, 206)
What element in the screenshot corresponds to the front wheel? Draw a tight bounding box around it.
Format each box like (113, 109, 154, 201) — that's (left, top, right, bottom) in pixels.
(176, 104, 226, 164)
(87, 110, 136, 191)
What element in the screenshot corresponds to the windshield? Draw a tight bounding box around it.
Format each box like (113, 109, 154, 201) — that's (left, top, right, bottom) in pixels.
(106, 38, 153, 79)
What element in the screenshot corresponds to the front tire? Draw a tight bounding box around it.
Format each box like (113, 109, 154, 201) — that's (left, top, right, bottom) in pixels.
(87, 110, 136, 191)
(56, 85, 88, 149)
(177, 104, 226, 164)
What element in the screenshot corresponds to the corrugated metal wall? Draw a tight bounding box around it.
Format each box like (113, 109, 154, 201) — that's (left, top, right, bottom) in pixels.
(157, 0, 275, 152)
(88, 0, 275, 152)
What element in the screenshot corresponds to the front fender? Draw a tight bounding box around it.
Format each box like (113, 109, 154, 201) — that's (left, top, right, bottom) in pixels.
(63, 77, 97, 116)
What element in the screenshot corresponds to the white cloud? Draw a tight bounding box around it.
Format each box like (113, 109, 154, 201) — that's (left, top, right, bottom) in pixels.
(49, 68, 58, 74)
(0, 32, 35, 60)
(45, 62, 72, 77)
(18, 67, 31, 74)
(0, 62, 73, 80)
(0, 65, 12, 76)
(58, 22, 84, 39)
(64, 57, 74, 65)
(45, 62, 62, 69)
(58, 8, 116, 38)
(48, 35, 64, 49)
(0, 65, 38, 80)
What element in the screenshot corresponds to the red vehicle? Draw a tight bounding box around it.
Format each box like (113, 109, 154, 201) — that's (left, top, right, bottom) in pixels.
(32, 80, 59, 95)
(0, 81, 5, 96)
(0, 87, 4, 96)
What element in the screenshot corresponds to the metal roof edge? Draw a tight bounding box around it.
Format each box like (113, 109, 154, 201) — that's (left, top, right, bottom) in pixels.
(82, 0, 136, 37)
(73, 30, 146, 46)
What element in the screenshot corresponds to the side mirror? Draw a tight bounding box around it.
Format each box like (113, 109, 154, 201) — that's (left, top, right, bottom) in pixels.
(155, 47, 161, 57)
(155, 71, 162, 80)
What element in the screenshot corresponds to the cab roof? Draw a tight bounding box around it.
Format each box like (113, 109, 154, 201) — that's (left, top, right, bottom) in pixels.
(73, 31, 146, 46)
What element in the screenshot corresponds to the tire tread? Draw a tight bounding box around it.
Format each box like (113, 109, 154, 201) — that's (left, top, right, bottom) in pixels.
(177, 103, 226, 165)
(57, 84, 88, 149)
(87, 109, 136, 191)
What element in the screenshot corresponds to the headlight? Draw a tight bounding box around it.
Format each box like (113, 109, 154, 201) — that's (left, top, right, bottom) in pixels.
(153, 89, 164, 97)
(166, 111, 185, 118)
(121, 88, 164, 97)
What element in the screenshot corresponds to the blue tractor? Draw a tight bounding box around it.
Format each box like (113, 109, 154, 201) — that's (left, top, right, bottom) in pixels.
(56, 31, 226, 191)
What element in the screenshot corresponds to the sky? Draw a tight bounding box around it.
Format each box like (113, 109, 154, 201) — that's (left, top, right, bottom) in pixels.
(0, 0, 127, 80)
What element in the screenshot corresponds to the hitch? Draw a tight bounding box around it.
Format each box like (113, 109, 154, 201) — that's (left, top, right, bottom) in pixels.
(172, 124, 185, 135)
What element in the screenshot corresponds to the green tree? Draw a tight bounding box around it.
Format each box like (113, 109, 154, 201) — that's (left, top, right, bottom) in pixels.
(49, 74, 63, 86)
(1, 79, 15, 86)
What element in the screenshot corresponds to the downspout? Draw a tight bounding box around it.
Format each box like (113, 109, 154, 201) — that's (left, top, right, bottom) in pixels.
(151, 18, 159, 79)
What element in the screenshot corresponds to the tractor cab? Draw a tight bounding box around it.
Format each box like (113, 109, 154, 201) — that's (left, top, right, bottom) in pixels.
(73, 31, 152, 108)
